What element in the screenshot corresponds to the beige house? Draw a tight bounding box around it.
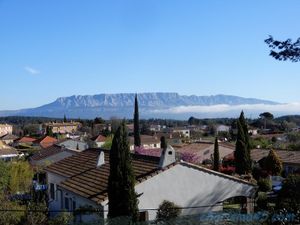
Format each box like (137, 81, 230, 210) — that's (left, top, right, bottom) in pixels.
(0, 124, 13, 137)
(45, 122, 81, 134)
(129, 135, 161, 151)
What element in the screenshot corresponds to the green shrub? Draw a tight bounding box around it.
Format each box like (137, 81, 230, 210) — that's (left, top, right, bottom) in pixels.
(156, 200, 181, 222)
(258, 178, 272, 192)
(256, 192, 268, 210)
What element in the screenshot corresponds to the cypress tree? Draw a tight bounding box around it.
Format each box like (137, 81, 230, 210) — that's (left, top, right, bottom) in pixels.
(234, 111, 252, 175)
(160, 136, 167, 150)
(134, 94, 141, 147)
(213, 137, 220, 171)
(108, 121, 139, 221)
(63, 114, 67, 123)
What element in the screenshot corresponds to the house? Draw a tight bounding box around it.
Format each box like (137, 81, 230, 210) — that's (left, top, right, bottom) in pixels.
(33, 136, 58, 149)
(14, 136, 37, 147)
(91, 135, 107, 148)
(0, 134, 19, 145)
(30, 145, 76, 167)
(129, 135, 161, 151)
(45, 146, 256, 222)
(0, 124, 13, 137)
(174, 142, 235, 164)
(57, 139, 89, 152)
(216, 125, 230, 134)
(172, 127, 191, 138)
(45, 122, 81, 134)
(0, 141, 19, 161)
(251, 149, 300, 174)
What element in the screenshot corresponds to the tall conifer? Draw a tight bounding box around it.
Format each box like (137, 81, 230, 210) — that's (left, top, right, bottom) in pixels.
(213, 137, 220, 171)
(134, 94, 141, 147)
(108, 121, 139, 221)
(234, 111, 252, 174)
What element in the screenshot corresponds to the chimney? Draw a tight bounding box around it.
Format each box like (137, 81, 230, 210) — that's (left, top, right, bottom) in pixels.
(97, 151, 105, 168)
(159, 145, 176, 169)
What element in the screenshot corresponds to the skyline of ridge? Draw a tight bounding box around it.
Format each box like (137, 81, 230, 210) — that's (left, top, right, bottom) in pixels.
(0, 1, 299, 110)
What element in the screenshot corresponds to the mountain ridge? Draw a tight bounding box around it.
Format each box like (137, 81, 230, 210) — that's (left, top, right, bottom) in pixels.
(0, 93, 279, 119)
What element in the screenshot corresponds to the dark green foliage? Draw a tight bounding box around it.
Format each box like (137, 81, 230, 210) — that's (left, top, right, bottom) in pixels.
(264, 149, 282, 175)
(160, 136, 167, 150)
(46, 126, 53, 137)
(277, 175, 300, 212)
(256, 192, 268, 211)
(265, 36, 300, 62)
(213, 137, 220, 171)
(63, 114, 67, 122)
(257, 178, 272, 192)
(259, 112, 274, 120)
(108, 122, 139, 222)
(134, 94, 141, 147)
(234, 111, 252, 175)
(0, 161, 10, 194)
(94, 117, 105, 124)
(156, 200, 182, 222)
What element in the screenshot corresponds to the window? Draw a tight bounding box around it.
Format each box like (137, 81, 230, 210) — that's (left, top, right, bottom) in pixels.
(139, 211, 149, 221)
(50, 183, 55, 200)
(65, 197, 69, 210)
(72, 200, 76, 210)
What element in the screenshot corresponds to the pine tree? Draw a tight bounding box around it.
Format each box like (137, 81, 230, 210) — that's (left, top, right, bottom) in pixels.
(134, 94, 141, 147)
(108, 121, 139, 221)
(265, 149, 282, 175)
(234, 111, 252, 175)
(63, 114, 67, 123)
(160, 136, 167, 150)
(213, 137, 220, 171)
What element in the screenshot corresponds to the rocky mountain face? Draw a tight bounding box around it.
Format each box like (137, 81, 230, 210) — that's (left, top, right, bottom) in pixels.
(0, 93, 278, 119)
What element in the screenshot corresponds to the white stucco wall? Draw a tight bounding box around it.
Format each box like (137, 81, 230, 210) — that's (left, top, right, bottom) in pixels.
(134, 163, 255, 220)
(47, 172, 102, 222)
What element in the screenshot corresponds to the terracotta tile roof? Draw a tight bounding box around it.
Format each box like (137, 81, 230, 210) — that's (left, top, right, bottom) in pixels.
(30, 145, 64, 161)
(45, 149, 160, 204)
(251, 149, 300, 166)
(91, 135, 106, 142)
(33, 136, 58, 148)
(16, 136, 37, 143)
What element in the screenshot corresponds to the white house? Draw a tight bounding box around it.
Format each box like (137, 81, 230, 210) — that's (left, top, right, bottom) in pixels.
(0, 141, 19, 161)
(57, 139, 89, 152)
(0, 124, 13, 137)
(45, 146, 256, 223)
(91, 134, 107, 148)
(216, 125, 230, 134)
(129, 135, 161, 151)
(172, 127, 191, 138)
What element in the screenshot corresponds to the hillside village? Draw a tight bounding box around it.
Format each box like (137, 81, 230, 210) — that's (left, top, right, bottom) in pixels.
(0, 95, 299, 224)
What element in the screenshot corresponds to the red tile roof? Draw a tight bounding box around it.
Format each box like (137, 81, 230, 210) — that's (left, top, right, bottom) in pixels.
(91, 135, 106, 142)
(16, 137, 37, 143)
(33, 136, 58, 148)
(45, 149, 160, 204)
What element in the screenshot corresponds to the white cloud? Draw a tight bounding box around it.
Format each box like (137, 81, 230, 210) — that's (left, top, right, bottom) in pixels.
(151, 103, 300, 116)
(24, 66, 40, 75)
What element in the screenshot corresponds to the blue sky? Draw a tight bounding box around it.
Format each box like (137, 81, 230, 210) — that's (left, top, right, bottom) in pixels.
(0, 0, 299, 110)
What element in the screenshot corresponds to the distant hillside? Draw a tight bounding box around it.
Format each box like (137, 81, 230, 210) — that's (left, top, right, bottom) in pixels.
(0, 93, 279, 119)
(275, 115, 300, 126)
